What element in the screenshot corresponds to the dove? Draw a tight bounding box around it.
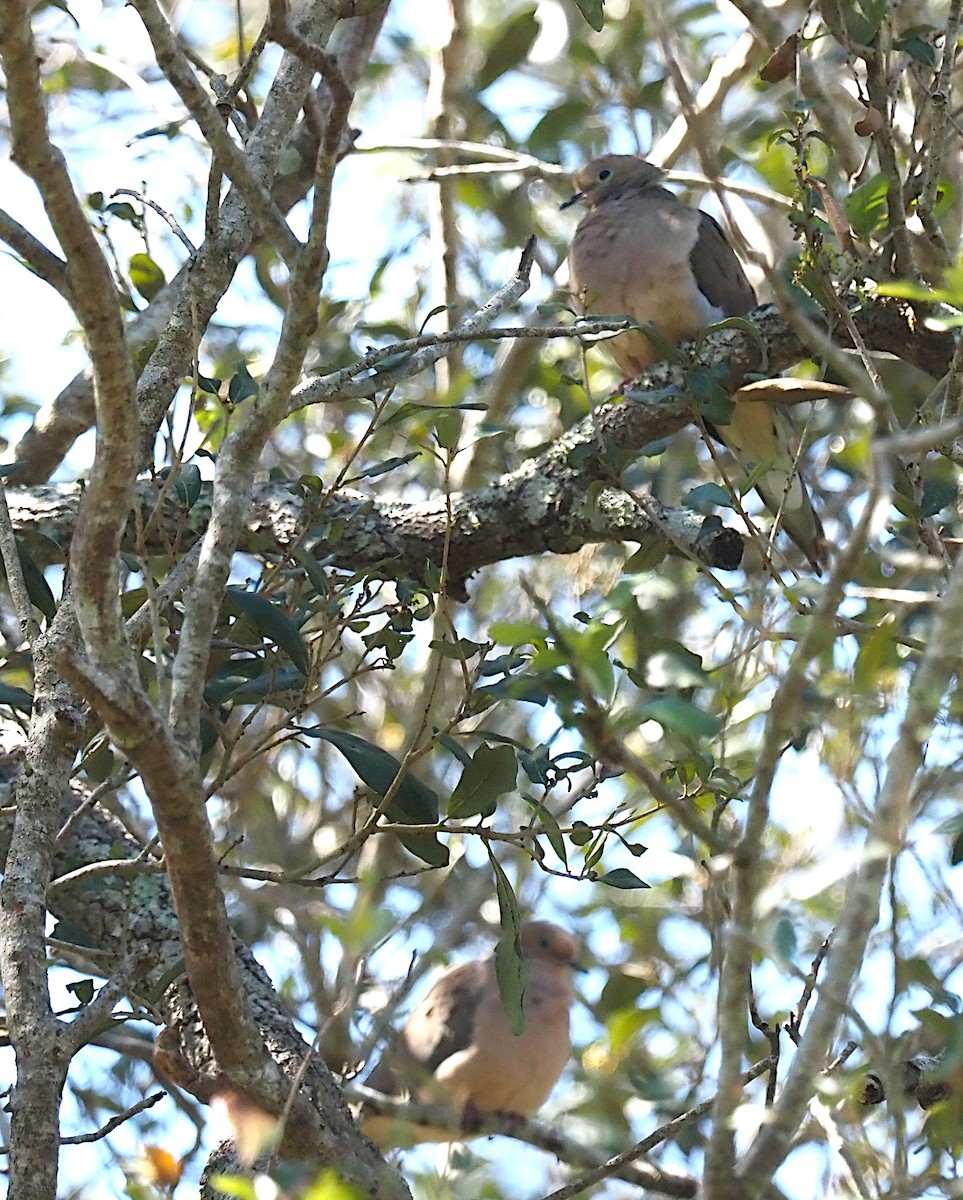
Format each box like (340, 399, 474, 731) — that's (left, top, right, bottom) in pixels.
(563, 153, 827, 573)
(361, 920, 581, 1147)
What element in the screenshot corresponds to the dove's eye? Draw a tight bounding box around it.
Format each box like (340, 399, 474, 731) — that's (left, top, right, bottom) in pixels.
(598, 168, 612, 181)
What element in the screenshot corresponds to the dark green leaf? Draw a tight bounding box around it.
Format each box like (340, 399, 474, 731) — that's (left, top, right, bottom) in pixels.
(204, 662, 304, 706)
(68, 978, 95, 1005)
(639, 696, 722, 739)
(521, 794, 567, 865)
(684, 482, 733, 512)
(429, 637, 485, 661)
(447, 743, 517, 819)
(344, 452, 421, 484)
(104, 201, 139, 224)
(0, 538, 57, 619)
(528, 101, 592, 153)
(228, 363, 259, 403)
(690, 371, 734, 427)
(435, 733, 473, 767)
(894, 34, 936, 65)
(224, 587, 309, 675)
(598, 868, 651, 889)
(171, 462, 202, 508)
(569, 820, 593, 846)
(572, 0, 605, 31)
(305, 727, 447, 866)
(0, 683, 33, 712)
(477, 9, 539, 92)
(487, 848, 527, 1034)
(773, 914, 797, 963)
(920, 477, 956, 518)
(293, 549, 331, 599)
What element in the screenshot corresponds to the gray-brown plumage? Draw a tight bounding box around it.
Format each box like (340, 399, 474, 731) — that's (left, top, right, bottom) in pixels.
(564, 153, 826, 573)
(361, 921, 581, 1146)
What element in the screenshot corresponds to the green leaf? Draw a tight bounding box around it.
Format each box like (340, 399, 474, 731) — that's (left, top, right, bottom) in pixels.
(639, 696, 722, 739)
(488, 849, 527, 1034)
(688, 369, 734, 427)
(301, 1167, 363, 1200)
(773, 914, 797, 963)
(128, 252, 166, 301)
(293, 549, 331, 599)
(894, 33, 936, 65)
(204, 661, 304, 706)
(0, 538, 57, 619)
(171, 462, 202, 508)
(68, 978, 95, 1004)
(490, 620, 547, 646)
(228, 363, 259, 403)
(435, 733, 473, 767)
(196, 373, 221, 394)
(819, 0, 885, 46)
(684, 482, 733, 512)
(921, 476, 956, 518)
(521, 794, 567, 865)
(877, 266, 963, 308)
(104, 201, 139, 224)
(432, 409, 462, 451)
(843, 173, 889, 237)
(598, 868, 651, 889)
(0, 683, 33, 713)
(569, 820, 593, 846)
(344, 452, 420, 484)
(447, 743, 517, 819)
(528, 101, 592, 153)
(476, 9, 539, 92)
(572, 0, 605, 31)
(305, 727, 447, 867)
(210, 1176, 258, 1200)
(224, 587, 309, 675)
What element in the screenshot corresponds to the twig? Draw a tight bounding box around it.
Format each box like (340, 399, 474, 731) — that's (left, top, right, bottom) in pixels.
(350, 1085, 699, 1198)
(0, 477, 41, 644)
(111, 189, 198, 256)
(128, 0, 302, 266)
(538, 1057, 777, 1200)
(59, 1091, 166, 1146)
(786, 933, 833, 1044)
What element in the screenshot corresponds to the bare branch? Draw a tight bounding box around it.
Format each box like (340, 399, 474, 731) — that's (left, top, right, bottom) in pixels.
(128, 0, 302, 266)
(0, 207, 70, 302)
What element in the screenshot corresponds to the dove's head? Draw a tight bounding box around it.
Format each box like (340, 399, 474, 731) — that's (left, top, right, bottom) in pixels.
(520, 921, 583, 971)
(561, 154, 665, 211)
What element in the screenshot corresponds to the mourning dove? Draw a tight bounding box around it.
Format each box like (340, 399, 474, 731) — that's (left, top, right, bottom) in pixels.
(563, 153, 827, 573)
(361, 920, 581, 1147)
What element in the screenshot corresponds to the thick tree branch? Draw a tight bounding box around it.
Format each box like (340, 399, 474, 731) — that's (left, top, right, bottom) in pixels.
(0, 207, 70, 302)
(0, 608, 89, 1200)
(0, 774, 410, 1200)
(737, 476, 963, 1185)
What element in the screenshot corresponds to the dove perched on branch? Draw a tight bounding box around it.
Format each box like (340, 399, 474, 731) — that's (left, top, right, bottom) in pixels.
(361, 920, 582, 1147)
(563, 153, 827, 573)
